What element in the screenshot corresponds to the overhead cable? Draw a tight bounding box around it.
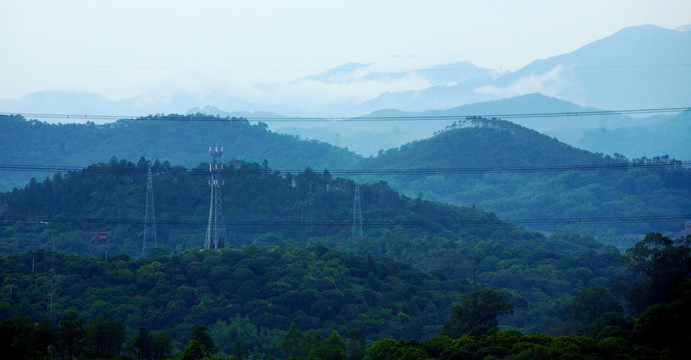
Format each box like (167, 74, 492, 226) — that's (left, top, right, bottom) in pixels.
(1, 106, 689, 122)
(2, 214, 688, 227)
(0, 161, 688, 176)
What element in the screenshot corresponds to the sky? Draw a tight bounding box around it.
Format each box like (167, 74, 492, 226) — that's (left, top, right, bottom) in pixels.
(1, 0, 689, 103)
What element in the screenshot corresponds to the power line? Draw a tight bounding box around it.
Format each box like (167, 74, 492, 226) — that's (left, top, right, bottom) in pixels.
(1, 106, 689, 122)
(0, 161, 688, 177)
(1, 214, 688, 227)
(1, 62, 689, 72)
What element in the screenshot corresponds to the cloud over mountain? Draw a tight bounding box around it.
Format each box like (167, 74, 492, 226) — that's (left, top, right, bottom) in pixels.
(1, 25, 688, 119)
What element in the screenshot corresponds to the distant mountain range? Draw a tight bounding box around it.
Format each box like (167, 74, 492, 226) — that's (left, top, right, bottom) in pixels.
(1, 24, 688, 117)
(2, 114, 689, 243)
(1, 24, 688, 161)
(347, 93, 691, 160)
(0, 114, 361, 191)
(363, 117, 691, 239)
(358, 24, 691, 113)
(255, 93, 690, 160)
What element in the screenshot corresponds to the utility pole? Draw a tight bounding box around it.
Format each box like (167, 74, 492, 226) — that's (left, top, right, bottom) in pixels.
(205, 146, 227, 250)
(143, 162, 157, 256)
(352, 184, 363, 237)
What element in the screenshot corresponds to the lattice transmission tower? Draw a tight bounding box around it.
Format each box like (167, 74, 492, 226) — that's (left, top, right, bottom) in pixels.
(352, 184, 363, 237)
(205, 146, 227, 250)
(143, 162, 157, 256)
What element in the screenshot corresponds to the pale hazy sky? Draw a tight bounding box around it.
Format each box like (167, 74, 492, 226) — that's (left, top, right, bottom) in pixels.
(1, 0, 689, 100)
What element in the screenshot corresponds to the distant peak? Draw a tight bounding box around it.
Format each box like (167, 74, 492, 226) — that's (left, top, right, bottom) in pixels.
(330, 62, 373, 71)
(674, 24, 691, 32)
(611, 24, 672, 36)
(423, 61, 484, 71)
(303, 62, 374, 83)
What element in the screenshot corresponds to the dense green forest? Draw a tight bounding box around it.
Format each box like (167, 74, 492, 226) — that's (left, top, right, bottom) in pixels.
(1, 114, 690, 358)
(364, 117, 691, 238)
(363, 233, 691, 360)
(0, 114, 360, 191)
(0, 246, 467, 358)
(0, 157, 514, 256)
(2, 114, 689, 240)
(0, 159, 634, 335)
(1, 233, 689, 359)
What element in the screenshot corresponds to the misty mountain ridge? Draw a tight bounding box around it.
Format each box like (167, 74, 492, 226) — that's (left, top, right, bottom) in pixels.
(2, 24, 687, 119)
(301, 60, 493, 86)
(364, 117, 691, 239)
(267, 93, 690, 160)
(7, 91, 685, 161)
(2, 113, 689, 243)
(358, 24, 691, 113)
(0, 114, 361, 191)
(577, 109, 691, 159)
(2, 24, 687, 162)
(484, 24, 691, 110)
(359, 93, 690, 160)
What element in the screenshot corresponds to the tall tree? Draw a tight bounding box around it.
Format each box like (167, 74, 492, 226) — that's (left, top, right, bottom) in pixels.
(281, 323, 304, 359)
(151, 330, 173, 360)
(190, 324, 218, 357)
(85, 316, 126, 358)
(623, 233, 691, 311)
(571, 287, 622, 323)
(441, 288, 514, 338)
(313, 330, 346, 360)
(346, 328, 366, 360)
(58, 310, 85, 360)
(128, 327, 154, 360)
(181, 339, 205, 360)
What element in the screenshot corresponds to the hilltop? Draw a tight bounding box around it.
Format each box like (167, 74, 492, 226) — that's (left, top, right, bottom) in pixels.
(0, 114, 360, 191)
(2, 113, 690, 241)
(364, 117, 691, 239)
(0, 158, 624, 334)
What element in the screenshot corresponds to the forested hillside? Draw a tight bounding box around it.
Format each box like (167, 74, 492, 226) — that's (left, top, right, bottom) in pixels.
(2, 114, 689, 241)
(0, 157, 514, 256)
(1, 158, 627, 335)
(1, 234, 689, 359)
(1, 157, 688, 358)
(0, 246, 468, 358)
(365, 117, 691, 238)
(0, 114, 360, 191)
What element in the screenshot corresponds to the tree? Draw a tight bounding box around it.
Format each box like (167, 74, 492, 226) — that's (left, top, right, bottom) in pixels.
(281, 323, 303, 358)
(0, 315, 42, 359)
(571, 287, 622, 323)
(151, 330, 173, 360)
(181, 339, 206, 360)
(190, 324, 218, 357)
(58, 310, 85, 360)
(128, 327, 153, 360)
(623, 233, 691, 310)
(313, 330, 346, 360)
(232, 341, 248, 360)
(35, 317, 57, 359)
(441, 289, 513, 338)
(632, 279, 691, 353)
(346, 328, 366, 360)
(85, 316, 126, 358)
(364, 338, 397, 360)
